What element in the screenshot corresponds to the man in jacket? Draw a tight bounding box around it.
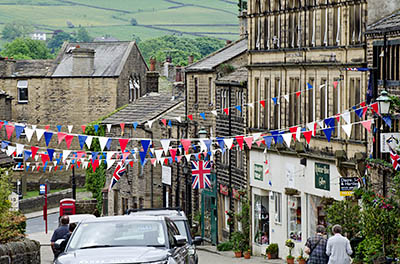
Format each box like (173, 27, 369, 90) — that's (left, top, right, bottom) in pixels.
(305, 225, 329, 264)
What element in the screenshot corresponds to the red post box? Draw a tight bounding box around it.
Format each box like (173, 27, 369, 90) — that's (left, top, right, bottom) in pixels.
(60, 198, 76, 216)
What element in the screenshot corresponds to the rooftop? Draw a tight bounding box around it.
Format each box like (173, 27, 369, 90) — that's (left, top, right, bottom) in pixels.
(185, 38, 247, 72)
(14, 60, 54, 77)
(52, 41, 140, 77)
(102, 93, 184, 125)
(366, 9, 400, 34)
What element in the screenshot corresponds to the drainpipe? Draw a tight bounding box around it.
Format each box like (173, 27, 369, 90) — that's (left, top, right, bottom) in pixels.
(143, 127, 154, 207)
(228, 85, 233, 238)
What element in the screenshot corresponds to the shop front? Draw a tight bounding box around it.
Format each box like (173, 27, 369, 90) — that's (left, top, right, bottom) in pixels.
(249, 149, 343, 258)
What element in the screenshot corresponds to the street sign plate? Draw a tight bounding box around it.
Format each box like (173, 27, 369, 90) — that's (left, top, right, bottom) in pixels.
(340, 177, 359, 196)
(39, 184, 45, 195)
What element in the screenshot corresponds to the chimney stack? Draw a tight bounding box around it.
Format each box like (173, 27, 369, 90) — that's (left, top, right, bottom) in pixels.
(188, 55, 194, 65)
(0, 57, 16, 77)
(226, 40, 232, 46)
(72, 47, 95, 76)
(146, 57, 159, 94)
(175, 66, 182, 82)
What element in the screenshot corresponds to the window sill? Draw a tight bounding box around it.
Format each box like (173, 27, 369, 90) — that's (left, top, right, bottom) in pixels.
(17, 101, 28, 104)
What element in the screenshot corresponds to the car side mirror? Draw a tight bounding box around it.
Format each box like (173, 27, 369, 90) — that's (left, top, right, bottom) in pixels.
(174, 235, 187, 247)
(193, 236, 202, 246)
(54, 239, 65, 250)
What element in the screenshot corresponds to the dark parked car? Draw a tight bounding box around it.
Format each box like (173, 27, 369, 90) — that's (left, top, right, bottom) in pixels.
(127, 208, 202, 264)
(54, 215, 189, 264)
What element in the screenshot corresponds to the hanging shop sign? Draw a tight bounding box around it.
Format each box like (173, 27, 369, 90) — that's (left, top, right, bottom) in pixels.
(339, 177, 359, 196)
(254, 164, 263, 181)
(315, 163, 330, 191)
(162, 166, 172, 185)
(219, 184, 228, 196)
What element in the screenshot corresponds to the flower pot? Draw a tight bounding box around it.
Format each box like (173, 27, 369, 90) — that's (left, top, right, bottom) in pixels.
(244, 251, 251, 259)
(234, 251, 242, 258)
(287, 258, 294, 264)
(298, 260, 306, 264)
(267, 253, 278, 259)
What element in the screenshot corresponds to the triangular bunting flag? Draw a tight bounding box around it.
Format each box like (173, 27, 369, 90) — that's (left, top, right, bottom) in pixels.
(120, 123, 125, 135)
(44, 132, 53, 146)
(147, 120, 155, 128)
(235, 136, 244, 150)
(282, 133, 292, 147)
(342, 124, 352, 137)
(81, 125, 86, 133)
(45, 125, 50, 131)
(15, 125, 25, 139)
(272, 97, 278, 105)
(244, 136, 253, 149)
(57, 132, 67, 145)
(296, 91, 301, 98)
(224, 138, 234, 150)
(174, 117, 181, 123)
(211, 110, 218, 116)
(78, 135, 87, 149)
(133, 122, 138, 130)
(283, 95, 289, 102)
(260, 100, 265, 108)
(323, 128, 333, 142)
(169, 148, 177, 162)
(355, 108, 363, 118)
(264, 136, 273, 149)
(302, 131, 313, 144)
(139, 151, 147, 165)
(161, 119, 167, 126)
(94, 124, 99, 133)
(5, 125, 14, 140)
(65, 135, 74, 149)
(235, 105, 242, 112)
(16, 143, 24, 156)
(155, 149, 163, 162)
(25, 128, 34, 142)
(199, 113, 206, 120)
(217, 137, 225, 153)
(47, 149, 55, 161)
(187, 115, 193, 121)
(85, 136, 93, 149)
(141, 140, 151, 154)
(36, 129, 45, 141)
(68, 125, 73, 133)
(383, 116, 392, 128)
(247, 103, 254, 108)
(62, 150, 71, 162)
(342, 111, 351, 124)
(106, 124, 112, 133)
(31, 146, 39, 159)
(223, 108, 229, 115)
(307, 82, 313, 89)
(56, 125, 62, 132)
(119, 138, 130, 152)
(99, 137, 109, 151)
(181, 139, 191, 153)
(371, 102, 380, 116)
(160, 139, 171, 155)
(361, 120, 372, 133)
(333, 81, 338, 89)
(289, 127, 298, 142)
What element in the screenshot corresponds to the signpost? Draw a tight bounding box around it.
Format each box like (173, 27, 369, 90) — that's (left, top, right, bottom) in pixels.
(42, 184, 48, 234)
(340, 177, 359, 196)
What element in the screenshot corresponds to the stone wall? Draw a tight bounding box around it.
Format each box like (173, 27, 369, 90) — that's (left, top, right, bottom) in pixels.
(0, 238, 40, 264)
(367, 0, 400, 25)
(76, 199, 98, 215)
(0, 94, 12, 121)
(19, 189, 72, 214)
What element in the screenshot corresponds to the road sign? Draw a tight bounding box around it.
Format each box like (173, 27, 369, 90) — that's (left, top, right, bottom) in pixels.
(39, 184, 45, 195)
(340, 177, 359, 196)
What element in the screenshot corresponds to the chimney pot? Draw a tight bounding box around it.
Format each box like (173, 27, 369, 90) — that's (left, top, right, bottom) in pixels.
(149, 57, 156, 71)
(226, 40, 232, 45)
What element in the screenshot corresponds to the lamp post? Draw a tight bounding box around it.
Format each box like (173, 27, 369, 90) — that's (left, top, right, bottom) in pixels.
(376, 90, 392, 197)
(183, 164, 191, 226)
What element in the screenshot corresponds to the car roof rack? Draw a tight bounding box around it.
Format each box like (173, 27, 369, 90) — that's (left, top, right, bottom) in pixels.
(126, 207, 183, 216)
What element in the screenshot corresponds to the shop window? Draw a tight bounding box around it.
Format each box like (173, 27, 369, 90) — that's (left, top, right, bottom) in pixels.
(287, 196, 301, 241)
(274, 192, 282, 223)
(307, 195, 327, 238)
(254, 194, 269, 245)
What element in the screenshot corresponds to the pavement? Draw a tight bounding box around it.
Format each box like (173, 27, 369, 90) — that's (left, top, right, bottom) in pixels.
(197, 245, 285, 264)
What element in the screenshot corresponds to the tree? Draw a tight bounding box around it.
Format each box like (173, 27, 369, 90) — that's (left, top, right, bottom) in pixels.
(47, 31, 75, 52)
(1, 21, 33, 41)
(0, 38, 53, 60)
(0, 168, 11, 215)
(75, 27, 92, 42)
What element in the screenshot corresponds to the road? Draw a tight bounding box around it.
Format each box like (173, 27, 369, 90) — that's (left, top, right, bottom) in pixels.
(26, 213, 59, 234)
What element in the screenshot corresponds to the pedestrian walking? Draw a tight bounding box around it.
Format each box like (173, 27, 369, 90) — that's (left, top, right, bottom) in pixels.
(326, 224, 353, 264)
(50, 215, 70, 260)
(60, 222, 77, 252)
(304, 225, 329, 264)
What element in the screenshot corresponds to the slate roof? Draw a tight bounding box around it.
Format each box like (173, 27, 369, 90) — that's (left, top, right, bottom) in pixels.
(366, 9, 400, 34)
(0, 152, 14, 167)
(162, 102, 185, 121)
(13, 60, 54, 77)
(216, 67, 248, 85)
(185, 38, 247, 72)
(102, 93, 184, 125)
(52, 41, 142, 77)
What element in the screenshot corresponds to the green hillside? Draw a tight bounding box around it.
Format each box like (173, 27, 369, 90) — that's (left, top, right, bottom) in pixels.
(0, 0, 240, 44)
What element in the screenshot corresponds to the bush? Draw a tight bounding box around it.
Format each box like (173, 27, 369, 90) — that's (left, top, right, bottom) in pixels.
(0, 211, 26, 243)
(217, 241, 233, 251)
(266, 243, 279, 254)
(231, 231, 246, 252)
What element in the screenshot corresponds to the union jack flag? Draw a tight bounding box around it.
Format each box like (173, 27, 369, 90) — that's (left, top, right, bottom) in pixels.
(387, 139, 400, 171)
(191, 160, 211, 189)
(109, 162, 127, 191)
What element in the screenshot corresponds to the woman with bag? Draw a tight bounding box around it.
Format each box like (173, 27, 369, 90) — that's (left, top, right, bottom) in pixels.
(304, 225, 329, 264)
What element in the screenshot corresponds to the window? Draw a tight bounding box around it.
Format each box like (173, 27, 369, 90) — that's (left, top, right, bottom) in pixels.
(254, 78, 260, 128)
(273, 192, 282, 223)
(236, 147, 244, 169)
(264, 16, 270, 49)
(308, 6, 316, 46)
(273, 78, 280, 129)
(349, 78, 362, 140)
(129, 77, 140, 102)
(17, 80, 28, 103)
(273, 15, 280, 49)
(350, 4, 362, 44)
(224, 196, 230, 229)
(333, 6, 341, 45)
(139, 197, 144, 209)
(209, 77, 214, 106)
(320, 79, 328, 121)
(254, 194, 269, 245)
(333, 78, 341, 137)
(287, 195, 301, 241)
(289, 78, 301, 127)
(264, 78, 270, 128)
(321, 4, 328, 46)
(307, 78, 315, 123)
(194, 78, 198, 104)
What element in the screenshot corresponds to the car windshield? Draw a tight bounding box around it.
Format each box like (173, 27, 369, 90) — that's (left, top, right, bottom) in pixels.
(67, 220, 166, 250)
(174, 220, 188, 239)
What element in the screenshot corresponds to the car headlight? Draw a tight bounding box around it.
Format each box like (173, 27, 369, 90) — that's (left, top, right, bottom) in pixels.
(188, 245, 196, 255)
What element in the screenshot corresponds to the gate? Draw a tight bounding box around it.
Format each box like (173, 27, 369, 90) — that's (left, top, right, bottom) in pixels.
(201, 173, 218, 245)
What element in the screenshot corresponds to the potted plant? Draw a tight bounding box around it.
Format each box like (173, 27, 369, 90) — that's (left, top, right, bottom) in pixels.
(231, 231, 244, 258)
(297, 249, 307, 264)
(243, 245, 251, 259)
(265, 243, 279, 259)
(285, 239, 295, 264)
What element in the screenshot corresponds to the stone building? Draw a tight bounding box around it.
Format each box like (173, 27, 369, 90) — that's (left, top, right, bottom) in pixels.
(365, 9, 400, 195)
(246, 0, 371, 256)
(215, 67, 248, 242)
(101, 75, 187, 215)
(184, 37, 247, 243)
(0, 42, 149, 194)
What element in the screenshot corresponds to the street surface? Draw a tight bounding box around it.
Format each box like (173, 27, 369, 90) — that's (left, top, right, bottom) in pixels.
(26, 213, 59, 234)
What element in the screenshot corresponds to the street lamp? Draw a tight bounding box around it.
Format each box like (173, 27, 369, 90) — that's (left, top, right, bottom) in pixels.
(377, 90, 391, 115)
(183, 163, 192, 226)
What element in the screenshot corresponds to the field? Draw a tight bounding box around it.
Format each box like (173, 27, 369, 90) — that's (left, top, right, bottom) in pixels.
(0, 0, 240, 45)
